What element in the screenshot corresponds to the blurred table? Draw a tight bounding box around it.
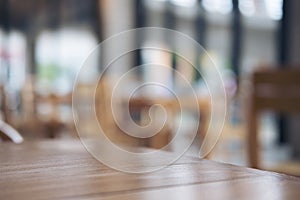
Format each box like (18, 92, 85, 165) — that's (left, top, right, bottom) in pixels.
(128, 96, 211, 134)
(1, 140, 300, 200)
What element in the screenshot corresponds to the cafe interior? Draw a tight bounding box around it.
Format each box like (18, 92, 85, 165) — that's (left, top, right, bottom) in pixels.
(1, 0, 300, 180)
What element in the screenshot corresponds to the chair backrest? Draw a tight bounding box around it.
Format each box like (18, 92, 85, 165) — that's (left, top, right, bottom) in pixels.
(19, 76, 74, 138)
(252, 68, 300, 113)
(95, 78, 172, 148)
(248, 67, 300, 168)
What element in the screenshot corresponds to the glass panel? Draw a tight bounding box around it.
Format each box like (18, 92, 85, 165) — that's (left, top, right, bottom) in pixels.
(202, 0, 233, 14)
(170, 0, 197, 7)
(239, 0, 283, 20)
(7, 31, 26, 91)
(36, 28, 97, 95)
(239, 0, 283, 74)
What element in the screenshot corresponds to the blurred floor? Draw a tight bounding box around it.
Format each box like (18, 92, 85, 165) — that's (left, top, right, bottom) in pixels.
(208, 121, 300, 176)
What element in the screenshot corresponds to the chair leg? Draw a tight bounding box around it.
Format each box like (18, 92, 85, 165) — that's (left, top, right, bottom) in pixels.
(248, 109, 259, 168)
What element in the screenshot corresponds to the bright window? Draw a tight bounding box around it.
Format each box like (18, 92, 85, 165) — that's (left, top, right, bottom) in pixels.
(202, 0, 233, 14)
(239, 0, 283, 20)
(36, 28, 97, 95)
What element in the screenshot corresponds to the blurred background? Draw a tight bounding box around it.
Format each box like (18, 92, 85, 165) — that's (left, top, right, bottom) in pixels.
(1, 0, 300, 175)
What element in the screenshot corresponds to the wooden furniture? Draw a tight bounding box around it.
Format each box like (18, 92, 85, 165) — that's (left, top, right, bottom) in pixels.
(248, 68, 300, 168)
(19, 77, 74, 138)
(95, 77, 211, 150)
(95, 80, 175, 149)
(0, 85, 9, 123)
(1, 140, 300, 200)
(34, 93, 73, 138)
(128, 96, 211, 150)
(127, 97, 173, 148)
(95, 79, 145, 147)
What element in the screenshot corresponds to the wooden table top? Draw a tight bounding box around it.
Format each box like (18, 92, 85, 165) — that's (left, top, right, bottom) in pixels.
(1, 140, 300, 200)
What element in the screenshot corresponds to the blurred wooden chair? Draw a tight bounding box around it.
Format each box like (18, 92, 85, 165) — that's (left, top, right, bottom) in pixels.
(248, 67, 300, 168)
(128, 97, 173, 149)
(0, 85, 9, 123)
(34, 92, 73, 138)
(95, 79, 171, 149)
(19, 77, 74, 138)
(95, 78, 213, 150)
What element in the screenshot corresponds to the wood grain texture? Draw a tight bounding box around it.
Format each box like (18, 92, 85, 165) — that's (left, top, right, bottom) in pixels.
(0, 140, 300, 200)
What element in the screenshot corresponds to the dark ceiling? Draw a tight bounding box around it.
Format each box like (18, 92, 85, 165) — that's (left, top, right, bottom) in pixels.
(0, 0, 99, 33)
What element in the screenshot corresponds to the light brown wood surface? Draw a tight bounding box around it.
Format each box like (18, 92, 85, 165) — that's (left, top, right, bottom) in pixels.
(1, 140, 300, 200)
